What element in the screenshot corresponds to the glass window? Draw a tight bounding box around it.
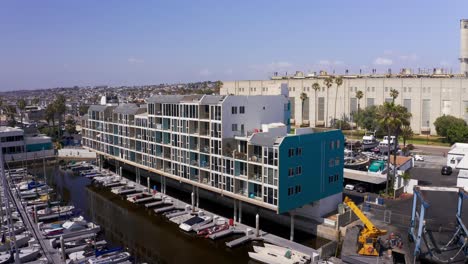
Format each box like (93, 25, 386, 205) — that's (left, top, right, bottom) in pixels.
(239, 106, 245, 114)
(232, 124, 237, 131)
(231, 106, 237, 114)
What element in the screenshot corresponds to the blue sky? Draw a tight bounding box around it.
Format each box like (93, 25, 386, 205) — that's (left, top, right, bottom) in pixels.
(0, 0, 467, 90)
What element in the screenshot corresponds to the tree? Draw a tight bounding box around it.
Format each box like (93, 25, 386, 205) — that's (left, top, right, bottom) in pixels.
(354, 105, 379, 132)
(312, 82, 320, 127)
(323, 76, 334, 127)
(31, 97, 40, 106)
(434, 115, 467, 138)
(446, 124, 468, 144)
(389, 88, 399, 103)
(79, 105, 90, 116)
(17, 99, 27, 128)
(54, 95, 67, 138)
(376, 102, 412, 195)
(65, 117, 77, 134)
(4, 105, 17, 127)
(300, 92, 308, 126)
(45, 104, 56, 137)
(355, 90, 364, 122)
(214, 81, 223, 94)
(400, 125, 414, 147)
(334, 76, 343, 125)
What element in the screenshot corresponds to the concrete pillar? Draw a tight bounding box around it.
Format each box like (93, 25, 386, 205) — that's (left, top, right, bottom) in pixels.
(233, 200, 237, 222)
(191, 192, 195, 213)
(238, 201, 242, 224)
(196, 186, 199, 208)
(255, 214, 260, 237)
(147, 176, 150, 193)
(34, 205, 38, 223)
(60, 236, 66, 260)
(290, 212, 295, 241)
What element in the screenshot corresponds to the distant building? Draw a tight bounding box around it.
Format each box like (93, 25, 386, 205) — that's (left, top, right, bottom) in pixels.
(0, 126, 54, 163)
(447, 143, 468, 190)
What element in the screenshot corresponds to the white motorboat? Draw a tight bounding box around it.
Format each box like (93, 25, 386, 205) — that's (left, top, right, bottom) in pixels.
(87, 251, 131, 264)
(179, 213, 212, 232)
(361, 131, 379, 150)
(0, 233, 32, 251)
(378, 135, 397, 153)
(0, 247, 41, 264)
(42, 216, 89, 237)
(34, 205, 75, 220)
(249, 244, 311, 264)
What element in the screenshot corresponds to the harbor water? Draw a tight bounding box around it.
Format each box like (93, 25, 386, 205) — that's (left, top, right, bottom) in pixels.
(33, 163, 328, 264)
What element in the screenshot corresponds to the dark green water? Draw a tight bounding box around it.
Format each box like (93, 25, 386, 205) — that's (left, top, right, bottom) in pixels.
(31, 163, 326, 264)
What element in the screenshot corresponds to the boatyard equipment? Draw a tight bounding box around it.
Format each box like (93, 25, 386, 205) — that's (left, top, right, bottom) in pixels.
(343, 196, 387, 256)
(409, 186, 468, 262)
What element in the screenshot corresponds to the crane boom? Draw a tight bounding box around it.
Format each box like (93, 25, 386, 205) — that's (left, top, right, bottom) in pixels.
(344, 196, 387, 256)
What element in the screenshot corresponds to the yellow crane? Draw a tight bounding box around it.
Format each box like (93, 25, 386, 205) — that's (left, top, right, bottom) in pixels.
(344, 196, 387, 256)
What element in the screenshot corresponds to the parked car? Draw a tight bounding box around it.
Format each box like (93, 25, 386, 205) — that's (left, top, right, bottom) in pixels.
(344, 184, 355, 191)
(355, 183, 367, 193)
(414, 155, 424, 161)
(441, 166, 453, 175)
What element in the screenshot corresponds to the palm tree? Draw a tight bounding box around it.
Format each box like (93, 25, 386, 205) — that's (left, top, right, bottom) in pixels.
(31, 97, 40, 106)
(45, 104, 56, 137)
(17, 99, 26, 128)
(401, 125, 414, 148)
(54, 95, 67, 138)
(390, 88, 399, 104)
(312, 83, 320, 127)
(334, 76, 343, 126)
(300, 92, 308, 126)
(4, 105, 17, 127)
(355, 90, 364, 114)
(323, 76, 334, 127)
(376, 102, 412, 195)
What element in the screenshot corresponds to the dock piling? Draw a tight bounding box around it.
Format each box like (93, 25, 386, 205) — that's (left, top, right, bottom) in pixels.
(147, 177, 150, 193)
(239, 201, 242, 224)
(191, 192, 195, 213)
(60, 236, 66, 260)
(290, 212, 295, 241)
(196, 186, 199, 208)
(255, 214, 259, 237)
(234, 200, 237, 223)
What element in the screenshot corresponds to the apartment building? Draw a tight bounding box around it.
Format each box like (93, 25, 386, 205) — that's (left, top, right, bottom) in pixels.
(221, 74, 468, 135)
(82, 92, 344, 217)
(0, 126, 54, 163)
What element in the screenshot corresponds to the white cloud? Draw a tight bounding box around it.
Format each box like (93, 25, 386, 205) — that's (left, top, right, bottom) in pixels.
(373, 57, 393, 66)
(249, 61, 293, 72)
(128, 56, 144, 64)
(399, 53, 418, 61)
(199, 69, 212, 76)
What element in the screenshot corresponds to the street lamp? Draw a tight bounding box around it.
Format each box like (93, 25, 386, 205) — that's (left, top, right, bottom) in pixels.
(426, 120, 430, 145)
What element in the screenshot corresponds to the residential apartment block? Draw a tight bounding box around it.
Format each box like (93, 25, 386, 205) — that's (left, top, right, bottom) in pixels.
(82, 92, 344, 216)
(0, 126, 54, 163)
(221, 74, 468, 135)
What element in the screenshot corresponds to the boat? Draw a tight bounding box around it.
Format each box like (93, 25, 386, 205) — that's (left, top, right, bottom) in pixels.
(249, 243, 311, 264)
(361, 131, 379, 150)
(87, 251, 131, 264)
(378, 136, 397, 154)
(179, 213, 212, 232)
(344, 154, 370, 170)
(0, 247, 41, 264)
(0, 233, 31, 251)
(200, 223, 230, 238)
(42, 216, 90, 238)
(34, 205, 75, 220)
(368, 160, 387, 174)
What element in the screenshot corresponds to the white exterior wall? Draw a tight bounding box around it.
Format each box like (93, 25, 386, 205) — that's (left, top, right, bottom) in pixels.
(221, 95, 288, 138)
(222, 77, 468, 135)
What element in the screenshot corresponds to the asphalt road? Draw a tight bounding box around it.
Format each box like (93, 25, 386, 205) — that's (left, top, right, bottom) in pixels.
(411, 144, 450, 156)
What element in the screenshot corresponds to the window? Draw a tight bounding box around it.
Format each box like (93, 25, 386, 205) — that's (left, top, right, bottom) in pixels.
(385, 87, 388, 92)
(288, 187, 294, 196)
(288, 168, 294, 177)
(372, 87, 375, 92)
(330, 141, 335, 149)
(335, 157, 340, 166)
(239, 106, 245, 114)
(336, 140, 341, 148)
(329, 159, 334, 167)
(408, 87, 412, 93)
(295, 185, 302, 194)
(296, 166, 302, 175)
(428, 87, 431, 93)
(404, 87, 407, 92)
(367, 87, 370, 92)
(334, 174, 338, 181)
(296, 148, 302, 156)
(288, 148, 295, 157)
(423, 87, 426, 93)
(232, 124, 237, 131)
(231, 106, 237, 114)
